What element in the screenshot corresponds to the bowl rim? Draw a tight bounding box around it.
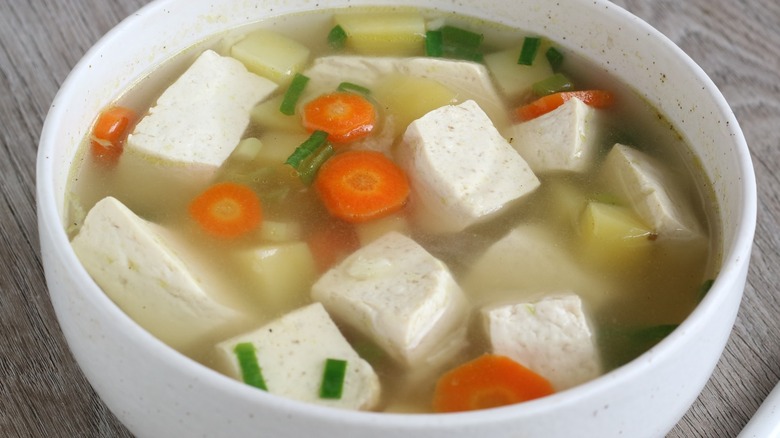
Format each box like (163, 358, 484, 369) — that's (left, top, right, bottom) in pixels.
(36, 0, 757, 428)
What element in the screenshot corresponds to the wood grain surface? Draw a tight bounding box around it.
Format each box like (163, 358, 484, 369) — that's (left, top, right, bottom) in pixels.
(1, 0, 777, 436)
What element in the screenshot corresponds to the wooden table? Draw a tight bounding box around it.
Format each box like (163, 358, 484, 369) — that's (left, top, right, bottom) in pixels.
(1, 0, 777, 436)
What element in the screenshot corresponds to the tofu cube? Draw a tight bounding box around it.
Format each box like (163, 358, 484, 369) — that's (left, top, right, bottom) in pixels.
(311, 232, 470, 368)
(509, 97, 604, 173)
(601, 143, 701, 240)
(236, 242, 317, 315)
(71, 197, 247, 351)
(463, 224, 614, 310)
(482, 294, 601, 390)
(127, 50, 277, 181)
(398, 100, 540, 233)
(215, 303, 381, 410)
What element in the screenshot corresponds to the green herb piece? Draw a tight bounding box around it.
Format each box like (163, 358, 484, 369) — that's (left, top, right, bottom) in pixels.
(532, 72, 574, 96)
(440, 25, 483, 50)
(319, 358, 348, 399)
(598, 324, 678, 370)
(337, 81, 372, 96)
(697, 278, 715, 301)
(518, 36, 542, 65)
(298, 143, 334, 185)
(327, 24, 348, 50)
(425, 30, 443, 57)
(285, 130, 329, 169)
(234, 342, 267, 391)
(279, 73, 310, 116)
(546, 46, 564, 71)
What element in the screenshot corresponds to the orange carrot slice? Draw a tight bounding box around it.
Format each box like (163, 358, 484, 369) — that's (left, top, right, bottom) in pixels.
(432, 354, 555, 413)
(302, 92, 376, 144)
(188, 182, 262, 238)
(89, 106, 136, 165)
(515, 90, 614, 121)
(314, 150, 410, 223)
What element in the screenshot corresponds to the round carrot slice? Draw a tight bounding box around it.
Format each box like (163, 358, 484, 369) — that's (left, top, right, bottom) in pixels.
(188, 182, 262, 238)
(302, 92, 376, 144)
(314, 150, 409, 223)
(432, 354, 555, 413)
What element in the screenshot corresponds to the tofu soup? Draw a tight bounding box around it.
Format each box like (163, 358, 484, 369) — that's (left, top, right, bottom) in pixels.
(66, 7, 719, 413)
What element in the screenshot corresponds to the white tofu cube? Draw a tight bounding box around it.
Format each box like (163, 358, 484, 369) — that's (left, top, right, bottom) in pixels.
(71, 197, 247, 351)
(482, 293, 601, 390)
(463, 224, 614, 310)
(509, 97, 604, 173)
(127, 50, 277, 181)
(215, 303, 381, 411)
(601, 143, 701, 240)
(311, 232, 470, 368)
(398, 100, 540, 233)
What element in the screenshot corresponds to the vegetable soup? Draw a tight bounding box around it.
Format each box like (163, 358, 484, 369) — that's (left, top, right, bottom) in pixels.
(66, 7, 719, 414)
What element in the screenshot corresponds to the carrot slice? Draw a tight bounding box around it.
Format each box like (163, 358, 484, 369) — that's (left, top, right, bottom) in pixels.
(188, 182, 262, 238)
(515, 90, 614, 121)
(89, 106, 136, 165)
(432, 354, 555, 413)
(302, 92, 376, 144)
(314, 150, 410, 223)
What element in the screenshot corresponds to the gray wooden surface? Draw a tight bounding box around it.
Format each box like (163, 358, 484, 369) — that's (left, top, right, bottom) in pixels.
(1, 0, 777, 436)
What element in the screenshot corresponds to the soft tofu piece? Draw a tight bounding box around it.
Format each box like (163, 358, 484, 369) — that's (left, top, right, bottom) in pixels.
(397, 100, 540, 234)
(482, 293, 601, 390)
(127, 50, 277, 181)
(215, 303, 381, 410)
(463, 224, 613, 310)
(301, 56, 510, 130)
(601, 143, 701, 240)
(236, 242, 317, 315)
(311, 232, 470, 368)
(71, 197, 246, 351)
(354, 214, 411, 246)
(509, 97, 604, 174)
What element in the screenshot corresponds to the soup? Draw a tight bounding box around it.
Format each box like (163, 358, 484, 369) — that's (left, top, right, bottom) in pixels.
(65, 7, 719, 414)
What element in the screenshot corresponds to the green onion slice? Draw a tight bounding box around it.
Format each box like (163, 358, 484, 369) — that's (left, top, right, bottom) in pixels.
(518, 36, 542, 65)
(319, 358, 348, 399)
(234, 343, 268, 391)
(440, 25, 483, 50)
(546, 46, 564, 71)
(279, 73, 310, 116)
(327, 25, 348, 50)
(285, 130, 329, 169)
(532, 72, 574, 96)
(337, 81, 371, 96)
(425, 30, 444, 57)
(298, 143, 334, 185)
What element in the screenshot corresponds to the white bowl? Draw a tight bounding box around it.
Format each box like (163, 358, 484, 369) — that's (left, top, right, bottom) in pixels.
(36, 0, 756, 437)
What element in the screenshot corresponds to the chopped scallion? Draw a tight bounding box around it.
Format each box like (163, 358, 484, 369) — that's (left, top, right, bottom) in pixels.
(425, 30, 443, 57)
(279, 73, 310, 116)
(327, 24, 348, 50)
(440, 25, 483, 50)
(532, 72, 574, 96)
(285, 130, 329, 169)
(518, 36, 542, 65)
(546, 46, 565, 71)
(337, 81, 371, 96)
(234, 342, 267, 391)
(298, 143, 334, 185)
(319, 358, 348, 399)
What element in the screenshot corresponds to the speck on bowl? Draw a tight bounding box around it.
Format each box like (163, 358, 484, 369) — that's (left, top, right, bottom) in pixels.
(36, 0, 756, 437)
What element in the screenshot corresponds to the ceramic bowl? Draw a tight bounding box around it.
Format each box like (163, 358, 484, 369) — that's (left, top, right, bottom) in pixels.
(36, 0, 756, 436)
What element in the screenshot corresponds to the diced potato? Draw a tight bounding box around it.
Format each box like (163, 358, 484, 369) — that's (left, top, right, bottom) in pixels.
(228, 137, 263, 163)
(250, 95, 308, 132)
(484, 45, 554, 100)
(578, 201, 655, 267)
(259, 220, 302, 242)
(373, 74, 457, 136)
(355, 214, 411, 246)
(255, 131, 311, 165)
(544, 180, 589, 229)
(230, 29, 310, 85)
(334, 12, 426, 56)
(237, 241, 317, 314)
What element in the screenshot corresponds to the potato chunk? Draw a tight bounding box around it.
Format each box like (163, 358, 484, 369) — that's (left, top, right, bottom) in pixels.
(230, 29, 310, 85)
(334, 12, 426, 56)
